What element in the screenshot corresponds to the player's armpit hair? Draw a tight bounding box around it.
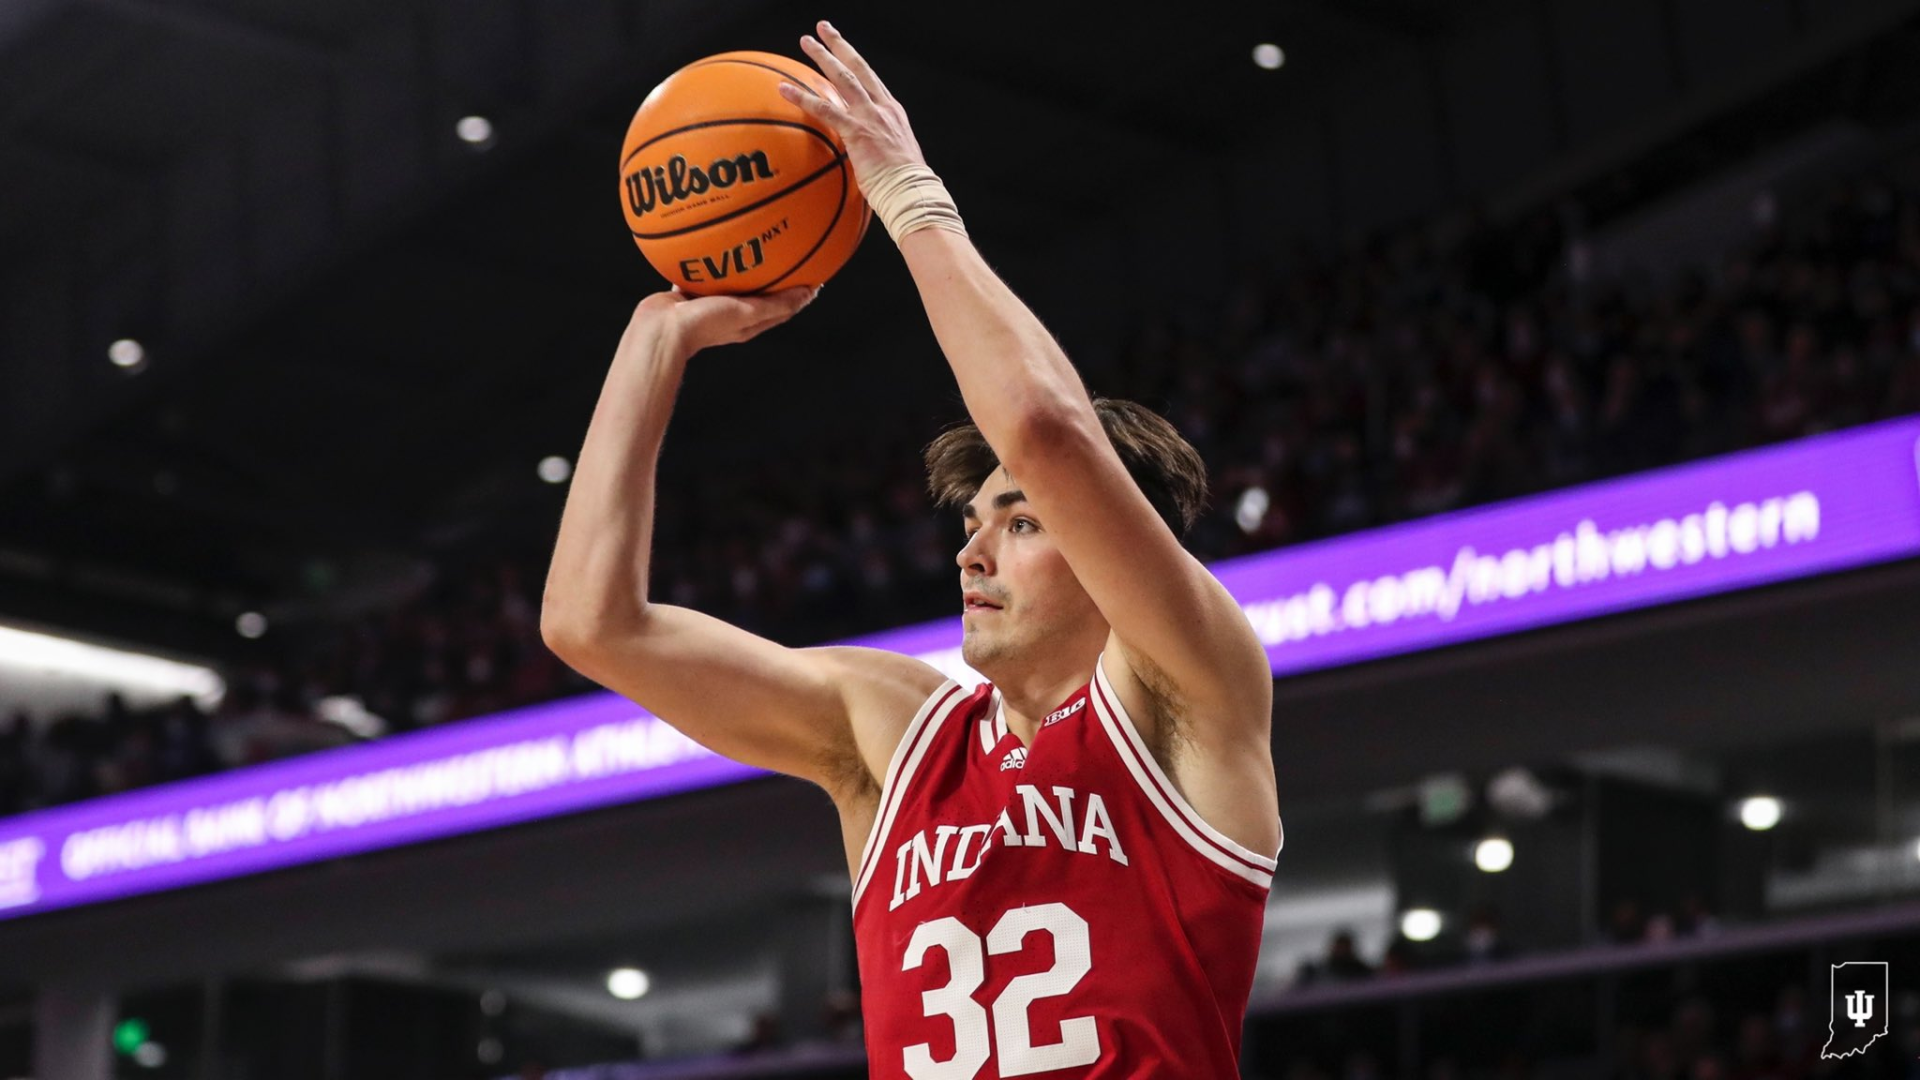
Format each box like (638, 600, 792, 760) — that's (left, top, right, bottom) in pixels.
(923, 397, 1209, 538)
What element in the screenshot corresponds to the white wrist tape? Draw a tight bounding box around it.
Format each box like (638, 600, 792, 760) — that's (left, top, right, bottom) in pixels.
(862, 163, 967, 244)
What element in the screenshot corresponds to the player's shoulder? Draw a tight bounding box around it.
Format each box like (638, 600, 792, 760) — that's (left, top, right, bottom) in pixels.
(801, 645, 950, 704)
(801, 646, 959, 798)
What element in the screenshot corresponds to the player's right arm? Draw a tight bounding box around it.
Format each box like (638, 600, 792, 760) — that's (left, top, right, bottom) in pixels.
(539, 288, 941, 802)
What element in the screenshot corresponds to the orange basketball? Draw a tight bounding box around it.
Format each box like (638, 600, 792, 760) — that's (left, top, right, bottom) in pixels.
(619, 51, 870, 296)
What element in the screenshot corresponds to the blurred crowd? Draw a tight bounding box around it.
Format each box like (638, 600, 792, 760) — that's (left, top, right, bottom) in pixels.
(1291, 897, 1721, 990)
(7, 153, 1920, 820)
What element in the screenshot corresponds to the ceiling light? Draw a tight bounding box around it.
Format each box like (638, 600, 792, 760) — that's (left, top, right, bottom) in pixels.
(1253, 43, 1285, 70)
(108, 339, 146, 368)
(607, 967, 649, 1000)
(236, 612, 268, 639)
(1234, 487, 1270, 533)
(1486, 766, 1554, 819)
(0, 623, 222, 706)
(538, 456, 573, 484)
(1400, 908, 1442, 942)
(1739, 796, 1781, 831)
(1474, 836, 1514, 873)
(316, 695, 387, 739)
(456, 116, 494, 146)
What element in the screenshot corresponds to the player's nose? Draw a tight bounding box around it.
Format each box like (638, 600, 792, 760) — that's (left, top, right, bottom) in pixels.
(956, 529, 992, 573)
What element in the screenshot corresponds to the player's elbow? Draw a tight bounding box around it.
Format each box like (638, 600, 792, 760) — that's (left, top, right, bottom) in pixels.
(540, 597, 614, 660)
(1003, 397, 1100, 470)
(541, 583, 651, 658)
(539, 604, 590, 660)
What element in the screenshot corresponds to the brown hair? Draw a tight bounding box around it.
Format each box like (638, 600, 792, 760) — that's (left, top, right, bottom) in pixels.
(923, 398, 1209, 538)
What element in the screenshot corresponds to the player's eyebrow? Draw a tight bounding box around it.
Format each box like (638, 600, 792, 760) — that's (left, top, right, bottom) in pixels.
(960, 490, 1028, 520)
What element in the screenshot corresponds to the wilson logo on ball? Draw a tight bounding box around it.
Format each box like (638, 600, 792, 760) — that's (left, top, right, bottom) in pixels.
(624, 150, 778, 218)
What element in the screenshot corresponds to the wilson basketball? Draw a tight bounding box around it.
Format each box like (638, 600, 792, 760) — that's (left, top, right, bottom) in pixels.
(619, 51, 871, 296)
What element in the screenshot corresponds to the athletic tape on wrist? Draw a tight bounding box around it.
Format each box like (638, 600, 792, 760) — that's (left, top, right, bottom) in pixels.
(862, 163, 968, 243)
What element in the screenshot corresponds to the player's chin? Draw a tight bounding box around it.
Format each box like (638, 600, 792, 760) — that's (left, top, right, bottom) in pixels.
(960, 632, 1002, 670)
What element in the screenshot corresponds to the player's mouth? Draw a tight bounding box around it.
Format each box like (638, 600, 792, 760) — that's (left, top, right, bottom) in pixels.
(963, 591, 1003, 612)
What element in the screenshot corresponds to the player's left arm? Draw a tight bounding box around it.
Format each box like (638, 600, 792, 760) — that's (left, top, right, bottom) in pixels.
(899, 231, 1280, 857)
(899, 228, 1275, 740)
(783, 22, 1275, 822)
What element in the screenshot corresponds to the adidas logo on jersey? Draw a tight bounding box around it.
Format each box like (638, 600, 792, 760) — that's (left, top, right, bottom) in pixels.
(1000, 747, 1027, 770)
(1044, 698, 1086, 727)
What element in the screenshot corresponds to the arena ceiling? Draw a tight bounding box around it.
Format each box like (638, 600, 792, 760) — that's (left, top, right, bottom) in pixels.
(0, 0, 1515, 661)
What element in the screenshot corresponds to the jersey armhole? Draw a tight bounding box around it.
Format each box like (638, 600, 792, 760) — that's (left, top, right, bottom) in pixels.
(1089, 652, 1279, 890)
(851, 679, 971, 908)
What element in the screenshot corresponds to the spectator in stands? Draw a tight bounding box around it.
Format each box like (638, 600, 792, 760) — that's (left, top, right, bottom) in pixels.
(1343, 1050, 1385, 1080)
(0, 711, 28, 814)
(822, 989, 863, 1046)
(153, 696, 220, 785)
(732, 1011, 784, 1055)
(1463, 903, 1515, 965)
(1728, 1012, 1783, 1080)
(38, 711, 101, 805)
(1638, 1029, 1685, 1080)
(1671, 996, 1718, 1071)
(1607, 898, 1649, 945)
(1769, 985, 1814, 1079)
(1378, 937, 1417, 978)
(1312, 929, 1375, 984)
(1675, 892, 1721, 938)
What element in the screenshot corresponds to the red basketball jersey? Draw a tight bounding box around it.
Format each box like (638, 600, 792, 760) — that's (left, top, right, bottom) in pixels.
(852, 653, 1280, 1079)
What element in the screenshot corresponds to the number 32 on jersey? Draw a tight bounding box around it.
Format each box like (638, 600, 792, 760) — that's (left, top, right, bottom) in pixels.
(901, 901, 1098, 1079)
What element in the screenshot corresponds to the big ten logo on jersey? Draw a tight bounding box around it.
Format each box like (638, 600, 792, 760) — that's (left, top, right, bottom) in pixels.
(1043, 698, 1085, 727)
(623, 150, 776, 222)
(678, 218, 790, 285)
(890, 783, 1128, 911)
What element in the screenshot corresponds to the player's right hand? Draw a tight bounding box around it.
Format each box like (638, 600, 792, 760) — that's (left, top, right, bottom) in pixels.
(635, 284, 819, 355)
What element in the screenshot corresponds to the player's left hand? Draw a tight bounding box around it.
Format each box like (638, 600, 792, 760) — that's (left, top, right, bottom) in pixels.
(778, 21, 928, 194)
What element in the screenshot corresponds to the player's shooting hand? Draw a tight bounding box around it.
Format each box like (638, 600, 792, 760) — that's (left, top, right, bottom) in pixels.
(778, 21, 928, 192)
(633, 285, 818, 356)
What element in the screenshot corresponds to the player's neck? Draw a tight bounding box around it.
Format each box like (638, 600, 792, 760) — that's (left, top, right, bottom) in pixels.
(988, 655, 1099, 748)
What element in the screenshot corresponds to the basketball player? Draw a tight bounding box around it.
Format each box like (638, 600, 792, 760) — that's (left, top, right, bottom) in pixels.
(542, 21, 1281, 1078)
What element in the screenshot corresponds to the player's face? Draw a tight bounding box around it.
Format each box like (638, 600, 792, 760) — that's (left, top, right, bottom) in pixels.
(955, 468, 1101, 673)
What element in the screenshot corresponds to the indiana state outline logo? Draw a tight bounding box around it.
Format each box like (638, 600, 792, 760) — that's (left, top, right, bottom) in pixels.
(1820, 960, 1889, 1060)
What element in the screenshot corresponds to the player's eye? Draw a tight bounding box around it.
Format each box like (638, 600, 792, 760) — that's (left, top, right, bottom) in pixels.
(1010, 518, 1037, 533)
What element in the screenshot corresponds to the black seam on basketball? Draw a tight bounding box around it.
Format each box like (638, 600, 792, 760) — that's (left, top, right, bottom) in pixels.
(628, 154, 845, 241)
(622, 118, 831, 169)
(684, 57, 818, 87)
(750, 156, 851, 294)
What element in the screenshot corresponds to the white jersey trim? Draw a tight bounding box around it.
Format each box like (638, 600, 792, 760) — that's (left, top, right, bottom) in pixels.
(977, 690, 1004, 755)
(1089, 653, 1278, 889)
(852, 680, 969, 908)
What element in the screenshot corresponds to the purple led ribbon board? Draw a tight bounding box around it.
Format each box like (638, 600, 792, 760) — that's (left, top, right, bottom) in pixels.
(1, 418, 1916, 921)
(1219, 415, 1920, 677)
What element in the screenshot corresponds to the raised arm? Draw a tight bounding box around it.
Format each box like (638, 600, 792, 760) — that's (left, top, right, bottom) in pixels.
(780, 24, 1272, 737)
(540, 288, 944, 802)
